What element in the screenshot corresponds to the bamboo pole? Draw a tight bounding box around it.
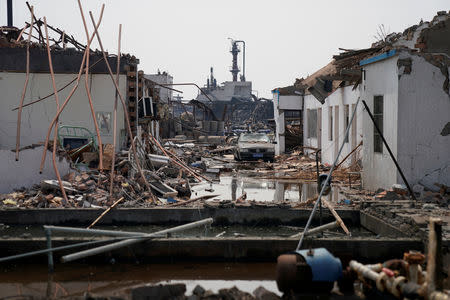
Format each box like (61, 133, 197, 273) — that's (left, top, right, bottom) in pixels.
(168, 194, 219, 207)
(15, 23, 30, 43)
(15, 6, 34, 161)
(87, 197, 124, 229)
(88, 11, 156, 203)
(38, 6, 104, 174)
(109, 24, 121, 197)
(43, 17, 69, 206)
(321, 198, 350, 235)
(78, 0, 103, 171)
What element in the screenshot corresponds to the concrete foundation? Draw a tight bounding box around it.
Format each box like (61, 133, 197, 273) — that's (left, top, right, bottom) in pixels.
(0, 207, 360, 226)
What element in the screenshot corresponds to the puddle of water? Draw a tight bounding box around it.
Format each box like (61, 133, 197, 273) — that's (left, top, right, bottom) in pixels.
(191, 175, 343, 203)
(0, 262, 279, 298)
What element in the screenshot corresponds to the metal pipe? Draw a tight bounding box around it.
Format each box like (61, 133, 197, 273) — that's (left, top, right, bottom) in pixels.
(296, 97, 360, 250)
(146, 80, 183, 93)
(362, 100, 416, 200)
(159, 83, 213, 102)
(43, 225, 156, 237)
(45, 228, 54, 272)
(78, 0, 104, 171)
(0, 236, 127, 263)
(15, 6, 34, 161)
(61, 218, 213, 262)
(7, 0, 13, 27)
(350, 260, 380, 282)
(38, 11, 104, 174)
(43, 17, 69, 206)
(290, 221, 338, 238)
(110, 24, 121, 197)
(88, 11, 156, 202)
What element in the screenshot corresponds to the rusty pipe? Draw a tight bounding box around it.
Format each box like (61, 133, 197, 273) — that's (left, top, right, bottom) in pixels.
(159, 83, 213, 102)
(78, 0, 104, 171)
(43, 17, 69, 206)
(15, 6, 34, 161)
(38, 6, 104, 174)
(88, 11, 156, 202)
(109, 24, 121, 197)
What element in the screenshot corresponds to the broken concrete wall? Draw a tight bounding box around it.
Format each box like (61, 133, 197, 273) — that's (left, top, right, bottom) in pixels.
(0, 146, 71, 193)
(0, 72, 127, 151)
(397, 52, 450, 189)
(361, 55, 399, 190)
(393, 11, 450, 55)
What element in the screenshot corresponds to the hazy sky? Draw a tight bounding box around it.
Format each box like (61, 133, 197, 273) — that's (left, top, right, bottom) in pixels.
(5, 0, 449, 99)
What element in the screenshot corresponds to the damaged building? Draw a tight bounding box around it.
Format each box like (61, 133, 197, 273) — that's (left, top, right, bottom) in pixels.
(273, 11, 450, 190)
(0, 12, 170, 193)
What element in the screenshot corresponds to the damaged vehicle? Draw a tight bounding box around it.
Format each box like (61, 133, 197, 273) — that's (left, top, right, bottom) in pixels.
(234, 133, 275, 162)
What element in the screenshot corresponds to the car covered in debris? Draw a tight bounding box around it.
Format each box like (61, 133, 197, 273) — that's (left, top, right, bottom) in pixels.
(234, 133, 275, 162)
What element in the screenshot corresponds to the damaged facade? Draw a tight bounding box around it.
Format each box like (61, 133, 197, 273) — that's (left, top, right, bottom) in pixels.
(273, 11, 450, 190)
(0, 17, 171, 193)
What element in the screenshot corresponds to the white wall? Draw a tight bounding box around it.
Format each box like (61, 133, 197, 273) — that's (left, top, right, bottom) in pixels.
(361, 56, 399, 190)
(278, 95, 302, 110)
(397, 53, 450, 189)
(272, 91, 285, 155)
(303, 85, 362, 167)
(0, 146, 71, 193)
(0, 72, 127, 151)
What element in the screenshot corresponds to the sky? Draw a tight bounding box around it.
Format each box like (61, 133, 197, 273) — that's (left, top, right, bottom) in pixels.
(4, 0, 449, 100)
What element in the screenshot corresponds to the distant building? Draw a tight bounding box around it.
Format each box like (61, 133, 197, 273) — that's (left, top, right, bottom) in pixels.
(144, 71, 173, 104)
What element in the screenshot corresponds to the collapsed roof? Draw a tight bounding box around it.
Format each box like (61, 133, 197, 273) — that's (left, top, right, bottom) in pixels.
(277, 11, 450, 103)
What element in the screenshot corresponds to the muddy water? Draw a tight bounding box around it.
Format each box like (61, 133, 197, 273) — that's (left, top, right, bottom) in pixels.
(0, 262, 279, 298)
(191, 175, 344, 202)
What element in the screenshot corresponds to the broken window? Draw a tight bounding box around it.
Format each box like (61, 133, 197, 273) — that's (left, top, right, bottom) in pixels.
(307, 109, 317, 138)
(96, 111, 112, 135)
(344, 105, 349, 143)
(373, 96, 383, 153)
(329, 107, 333, 141)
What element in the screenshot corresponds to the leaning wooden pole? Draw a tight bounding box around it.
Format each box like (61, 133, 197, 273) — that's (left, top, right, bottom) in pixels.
(43, 17, 69, 206)
(88, 11, 156, 202)
(38, 6, 104, 174)
(15, 6, 34, 161)
(78, 0, 103, 171)
(109, 24, 122, 197)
